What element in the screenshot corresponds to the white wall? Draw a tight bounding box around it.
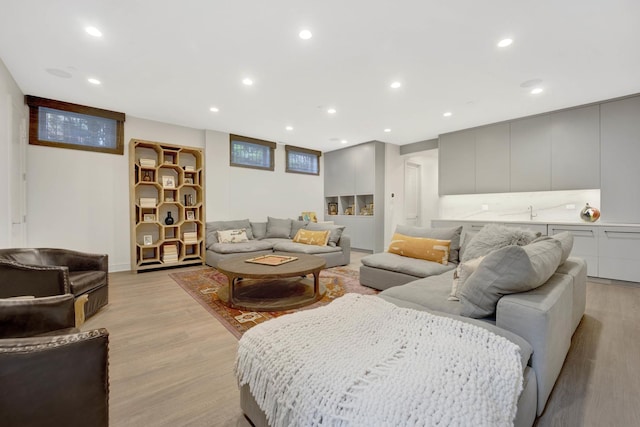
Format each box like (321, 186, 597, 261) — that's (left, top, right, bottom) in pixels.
(0, 58, 26, 248)
(205, 130, 324, 221)
(27, 116, 204, 272)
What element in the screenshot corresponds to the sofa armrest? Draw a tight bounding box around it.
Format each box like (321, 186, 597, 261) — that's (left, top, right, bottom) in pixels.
(40, 249, 108, 273)
(0, 260, 70, 296)
(0, 294, 76, 338)
(496, 273, 573, 415)
(337, 233, 351, 261)
(0, 328, 109, 427)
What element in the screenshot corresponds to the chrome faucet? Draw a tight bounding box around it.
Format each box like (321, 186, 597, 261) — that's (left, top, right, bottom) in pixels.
(528, 205, 537, 221)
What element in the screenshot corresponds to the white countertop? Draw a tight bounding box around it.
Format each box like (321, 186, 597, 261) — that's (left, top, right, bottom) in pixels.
(432, 218, 640, 227)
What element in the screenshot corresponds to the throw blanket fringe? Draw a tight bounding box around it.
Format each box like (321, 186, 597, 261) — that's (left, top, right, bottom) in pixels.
(236, 294, 523, 427)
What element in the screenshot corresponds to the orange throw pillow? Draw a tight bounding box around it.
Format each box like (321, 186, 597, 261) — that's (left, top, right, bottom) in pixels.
(388, 233, 451, 264)
(293, 229, 330, 246)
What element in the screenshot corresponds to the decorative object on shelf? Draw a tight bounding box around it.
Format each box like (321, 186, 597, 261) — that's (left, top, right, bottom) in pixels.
(184, 177, 194, 184)
(186, 211, 195, 220)
(162, 175, 176, 188)
(164, 211, 175, 225)
(143, 214, 155, 222)
(328, 202, 338, 215)
(140, 197, 157, 208)
(166, 196, 174, 202)
(143, 235, 153, 246)
(142, 171, 152, 182)
(301, 211, 318, 222)
(580, 203, 601, 222)
(183, 194, 194, 206)
(344, 207, 353, 215)
(164, 153, 175, 164)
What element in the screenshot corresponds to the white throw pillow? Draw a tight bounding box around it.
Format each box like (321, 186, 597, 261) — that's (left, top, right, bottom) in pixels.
(217, 228, 249, 243)
(449, 256, 485, 301)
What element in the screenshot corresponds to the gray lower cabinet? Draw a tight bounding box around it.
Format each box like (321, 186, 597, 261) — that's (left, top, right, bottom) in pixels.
(510, 114, 552, 192)
(548, 224, 598, 277)
(600, 96, 640, 223)
(597, 226, 640, 282)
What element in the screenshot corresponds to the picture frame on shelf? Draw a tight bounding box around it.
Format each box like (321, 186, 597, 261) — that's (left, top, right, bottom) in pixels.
(186, 211, 195, 220)
(162, 175, 176, 188)
(328, 202, 338, 215)
(143, 214, 156, 222)
(143, 235, 153, 246)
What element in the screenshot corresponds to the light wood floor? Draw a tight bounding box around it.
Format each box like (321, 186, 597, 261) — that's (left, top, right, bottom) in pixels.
(83, 253, 640, 427)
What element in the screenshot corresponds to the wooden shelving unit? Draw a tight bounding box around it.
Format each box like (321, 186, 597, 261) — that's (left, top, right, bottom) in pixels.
(129, 139, 205, 272)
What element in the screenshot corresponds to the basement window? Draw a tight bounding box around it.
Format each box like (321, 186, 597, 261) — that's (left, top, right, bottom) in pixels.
(285, 145, 321, 175)
(26, 95, 125, 155)
(229, 134, 276, 171)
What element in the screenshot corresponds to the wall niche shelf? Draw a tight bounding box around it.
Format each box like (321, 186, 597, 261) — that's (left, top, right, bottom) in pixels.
(130, 139, 205, 272)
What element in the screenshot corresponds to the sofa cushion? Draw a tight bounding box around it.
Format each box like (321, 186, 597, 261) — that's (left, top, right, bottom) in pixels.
(361, 252, 455, 278)
(292, 229, 330, 246)
(68, 271, 108, 295)
(539, 232, 573, 264)
(250, 222, 267, 240)
(395, 225, 462, 263)
(266, 217, 292, 239)
(209, 241, 274, 254)
(449, 256, 485, 301)
(217, 229, 249, 243)
(458, 231, 477, 261)
(459, 238, 563, 318)
(206, 219, 253, 245)
(290, 220, 310, 239)
(387, 233, 451, 265)
(272, 241, 341, 255)
(461, 223, 538, 262)
(305, 223, 345, 247)
(380, 270, 463, 316)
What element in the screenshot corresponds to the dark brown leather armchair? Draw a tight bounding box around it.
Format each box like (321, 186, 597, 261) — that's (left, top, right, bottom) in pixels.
(0, 248, 108, 318)
(0, 294, 109, 427)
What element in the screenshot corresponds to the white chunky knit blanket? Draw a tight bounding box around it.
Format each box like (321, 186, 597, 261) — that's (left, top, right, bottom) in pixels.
(236, 294, 523, 427)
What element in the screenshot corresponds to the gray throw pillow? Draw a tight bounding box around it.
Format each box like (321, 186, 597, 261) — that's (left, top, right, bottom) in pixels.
(305, 223, 345, 247)
(395, 224, 463, 263)
(266, 217, 293, 239)
(537, 232, 573, 264)
(250, 222, 267, 240)
(460, 223, 539, 263)
(459, 237, 563, 318)
(458, 230, 477, 262)
(290, 220, 310, 239)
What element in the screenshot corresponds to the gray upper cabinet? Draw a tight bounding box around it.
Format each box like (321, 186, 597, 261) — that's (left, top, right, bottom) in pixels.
(353, 143, 376, 194)
(510, 114, 552, 192)
(551, 105, 600, 190)
(324, 149, 355, 196)
(600, 96, 640, 223)
(438, 130, 475, 195)
(475, 123, 510, 193)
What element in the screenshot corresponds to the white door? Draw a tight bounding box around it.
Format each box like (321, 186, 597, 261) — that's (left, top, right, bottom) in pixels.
(9, 95, 27, 247)
(404, 161, 421, 226)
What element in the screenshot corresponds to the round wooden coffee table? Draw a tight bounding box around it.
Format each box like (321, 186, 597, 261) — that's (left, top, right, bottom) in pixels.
(216, 252, 327, 311)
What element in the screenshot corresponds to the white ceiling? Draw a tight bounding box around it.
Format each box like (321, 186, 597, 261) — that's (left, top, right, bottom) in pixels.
(1, 0, 639, 152)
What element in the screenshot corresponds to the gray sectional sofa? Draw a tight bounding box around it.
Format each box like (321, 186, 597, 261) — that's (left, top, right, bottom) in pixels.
(358, 224, 586, 426)
(205, 217, 350, 268)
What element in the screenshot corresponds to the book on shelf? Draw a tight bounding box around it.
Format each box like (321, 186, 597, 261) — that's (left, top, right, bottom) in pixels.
(184, 165, 195, 172)
(183, 232, 198, 244)
(140, 197, 157, 208)
(162, 244, 179, 263)
(139, 158, 156, 167)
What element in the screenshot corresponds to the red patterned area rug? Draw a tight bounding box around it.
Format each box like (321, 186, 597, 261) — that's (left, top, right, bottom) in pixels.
(169, 266, 378, 339)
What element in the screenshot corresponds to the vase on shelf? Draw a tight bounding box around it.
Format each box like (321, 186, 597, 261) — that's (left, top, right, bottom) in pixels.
(580, 203, 600, 222)
(164, 211, 174, 225)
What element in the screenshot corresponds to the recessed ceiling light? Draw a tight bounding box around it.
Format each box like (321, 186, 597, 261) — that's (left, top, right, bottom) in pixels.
(497, 38, 513, 48)
(530, 87, 544, 95)
(327, 108, 337, 114)
(209, 107, 219, 112)
(443, 111, 452, 117)
(88, 78, 101, 85)
(390, 81, 402, 89)
(285, 126, 293, 131)
(85, 26, 102, 37)
(341, 140, 348, 144)
(242, 78, 253, 86)
(384, 128, 391, 133)
(299, 30, 312, 40)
